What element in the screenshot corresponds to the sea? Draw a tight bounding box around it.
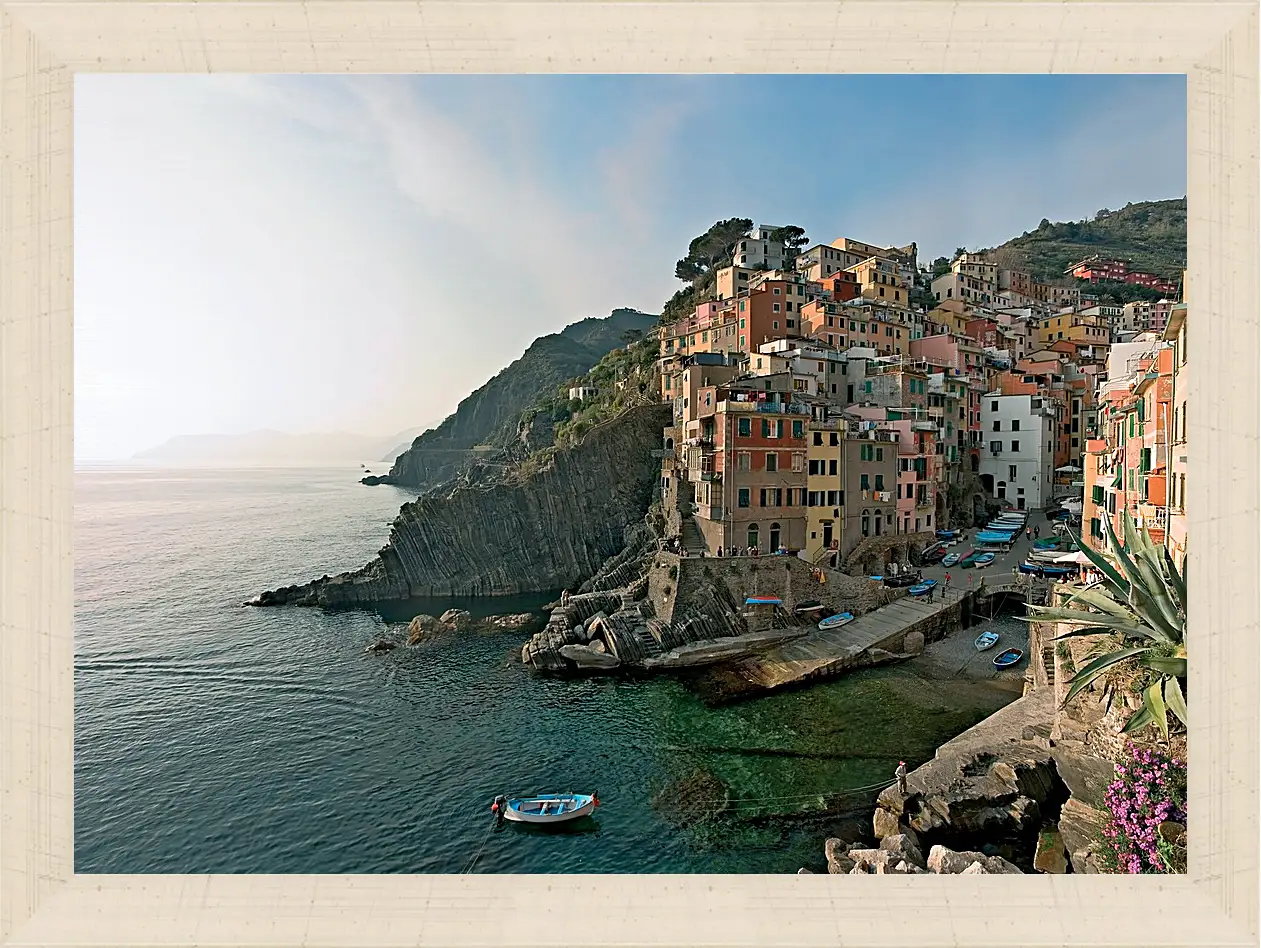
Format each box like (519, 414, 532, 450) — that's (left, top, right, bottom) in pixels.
(74, 466, 1022, 874)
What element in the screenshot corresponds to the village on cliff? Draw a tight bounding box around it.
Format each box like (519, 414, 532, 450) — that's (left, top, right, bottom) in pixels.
(646, 225, 1186, 577)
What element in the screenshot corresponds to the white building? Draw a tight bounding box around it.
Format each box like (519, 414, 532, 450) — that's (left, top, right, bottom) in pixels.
(568, 385, 599, 402)
(979, 393, 1056, 510)
(732, 224, 789, 271)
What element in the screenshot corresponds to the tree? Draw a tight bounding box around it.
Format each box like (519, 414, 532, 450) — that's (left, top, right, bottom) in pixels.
(1025, 514, 1186, 740)
(768, 225, 809, 264)
(954, 246, 967, 258)
(931, 256, 951, 278)
(672, 217, 754, 284)
(620, 328, 644, 347)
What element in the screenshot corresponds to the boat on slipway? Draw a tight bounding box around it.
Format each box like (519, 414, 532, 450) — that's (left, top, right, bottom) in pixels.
(974, 631, 1000, 651)
(993, 648, 1024, 669)
(818, 612, 855, 631)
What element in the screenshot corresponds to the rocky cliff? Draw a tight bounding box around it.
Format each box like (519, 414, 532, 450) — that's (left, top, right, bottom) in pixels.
(377, 308, 657, 492)
(255, 403, 671, 606)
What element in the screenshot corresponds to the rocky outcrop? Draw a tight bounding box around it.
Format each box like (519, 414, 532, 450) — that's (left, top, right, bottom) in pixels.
(870, 689, 1063, 868)
(254, 403, 670, 606)
(830, 838, 1014, 874)
(381, 308, 657, 491)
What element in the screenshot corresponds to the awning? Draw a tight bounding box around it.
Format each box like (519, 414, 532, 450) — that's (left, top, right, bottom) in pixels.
(1055, 464, 1083, 473)
(1055, 550, 1092, 564)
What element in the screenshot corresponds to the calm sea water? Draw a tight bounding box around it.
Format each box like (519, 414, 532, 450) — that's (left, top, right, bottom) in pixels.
(75, 466, 1019, 874)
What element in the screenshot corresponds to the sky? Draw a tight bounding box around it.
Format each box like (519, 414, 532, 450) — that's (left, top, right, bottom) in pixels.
(74, 74, 1187, 461)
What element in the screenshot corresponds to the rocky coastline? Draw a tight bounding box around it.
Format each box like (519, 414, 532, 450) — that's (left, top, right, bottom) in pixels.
(252, 403, 671, 606)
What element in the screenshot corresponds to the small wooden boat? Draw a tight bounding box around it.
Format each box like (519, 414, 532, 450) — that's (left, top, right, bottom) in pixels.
(973, 552, 996, 567)
(993, 648, 1024, 668)
(794, 599, 825, 614)
(497, 793, 598, 824)
(959, 550, 984, 568)
(818, 612, 854, 630)
(941, 553, 961, 568)
(744, 597, 782, 606)
(907, 579, 937, 597)
(974, 631, 1000, 651)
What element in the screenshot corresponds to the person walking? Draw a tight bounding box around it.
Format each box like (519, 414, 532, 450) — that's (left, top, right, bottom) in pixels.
(1033, 525, 1041, 540)
(895, 761, 908, 795)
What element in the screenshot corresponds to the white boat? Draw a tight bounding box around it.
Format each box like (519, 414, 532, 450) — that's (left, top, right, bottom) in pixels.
(495, 793, 598, 824)
(974, 631, 1000, 651)
(818, 612, 854, 631)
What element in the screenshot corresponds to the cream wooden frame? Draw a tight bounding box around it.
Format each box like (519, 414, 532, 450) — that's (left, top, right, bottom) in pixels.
(1, 2, 1256, 945)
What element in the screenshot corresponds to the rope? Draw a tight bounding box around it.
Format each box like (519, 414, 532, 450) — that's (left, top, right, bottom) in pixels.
(461, 817, 498, 874)
(720, 779, 890, 806)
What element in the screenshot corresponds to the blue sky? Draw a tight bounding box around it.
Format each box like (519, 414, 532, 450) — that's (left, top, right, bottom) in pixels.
(75, 74, 1186, 460)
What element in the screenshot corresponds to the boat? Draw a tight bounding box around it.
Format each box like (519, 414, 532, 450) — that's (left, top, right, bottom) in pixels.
(975, 531, 1016, 543)
(794, 599, 826, 614)
(974, 631, 1000, 651)
(818, 612, 855, 630)
(1038, 565, 1076, 577)
(993, 648, 1024, 668)
(941, 552, 961, 568)
(973, 552, 996, 567)
(959, 550, 984, 568)
(884, 573, 922, 588)
(744, 597, 783, 606)
(907, 579, 937, 597)
(496, 793, 598, 824)
(935, 529, 960, 539)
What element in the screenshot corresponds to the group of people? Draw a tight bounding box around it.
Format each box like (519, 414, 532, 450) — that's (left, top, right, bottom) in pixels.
(1024, 525, 1042, 541)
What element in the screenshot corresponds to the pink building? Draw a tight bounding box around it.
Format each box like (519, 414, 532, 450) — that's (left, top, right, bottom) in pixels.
(886, 418, 938, 534)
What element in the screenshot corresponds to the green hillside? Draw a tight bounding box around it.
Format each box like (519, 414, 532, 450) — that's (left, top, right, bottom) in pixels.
(982, 198, 1186, 290)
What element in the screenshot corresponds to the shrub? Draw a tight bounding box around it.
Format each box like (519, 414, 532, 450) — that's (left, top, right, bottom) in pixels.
(1100, 742, 1187, 874)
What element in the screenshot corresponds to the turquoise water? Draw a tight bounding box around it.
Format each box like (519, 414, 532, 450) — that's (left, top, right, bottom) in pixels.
(74, 467, 1016, 873)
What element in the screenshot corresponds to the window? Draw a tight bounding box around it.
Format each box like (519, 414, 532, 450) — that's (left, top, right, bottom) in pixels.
(791, 453, 804, 472)
(738, 452, 751, 471)
(1011, 440, 1020, 452)
(761, 419, 771, 438)
(759, 488, 768, 507)
(861, 474, 870, 490)
(827, 490, 839, 506)
(1009, 465, 1018, 480)
(990, 441, 1002, 452)
(738, 489, 750, 508)
(1011, 420, 1020, 431)
(991, 401, 999, 411)
(874, 475, 885, 491)
(792, 420, 804, 439)
(765, 452, 779, 472)
(830, 432, 839, 446)
(776, 420, 784, 439)
(738, 417, 751, 437)
(773, 305, 780, 314)
(813, 431, 823, 446)
(772, 320, 779, 329)
(992, 420, 1001, 432)
(829, 459, 838, 476)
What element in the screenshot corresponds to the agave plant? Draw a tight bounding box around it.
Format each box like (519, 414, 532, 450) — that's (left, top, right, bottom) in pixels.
(1025, 512, 1186, 739)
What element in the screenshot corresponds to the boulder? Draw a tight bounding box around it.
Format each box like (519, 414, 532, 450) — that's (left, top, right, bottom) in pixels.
(1033, 827, 1069, 874)
(824, 838, 855, 874)
(1050, 743, 1117, 810)
(927, 845, 1023, 875)
(483, 612, 538, 631)
(893, 860, 927, 874)
(959, 861, 989, 874)
(364, 639, 396, 654)
(902, 630, 925, 654)
(439, 608, 473, 629)
(797, 867, 814, 875)
(846, 848, 896, 873)
(1057, 797, 1109, 874)
(407, 614, 441, 643)
(878, 832, 925, 870)
(557, 644, 621, 670)
(872, 803, 903, 840)
(589, 638, 608, 653)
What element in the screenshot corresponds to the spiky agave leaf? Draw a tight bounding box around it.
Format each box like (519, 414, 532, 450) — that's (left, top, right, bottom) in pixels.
(1142, 655, 1188, 678)
(1065, 525, 1130, 598)
(1163, 676, 1188, 728)
(1163, 547, 1187, 615)
(1136, 679, 1170, 741)
(1130, 542, 1184, 640)
(1064, 646, 1151, 704)
(1123, 702, 1155, 734)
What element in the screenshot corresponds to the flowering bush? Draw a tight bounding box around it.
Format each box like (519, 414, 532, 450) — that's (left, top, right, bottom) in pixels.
(1101, 741, 1187, 873)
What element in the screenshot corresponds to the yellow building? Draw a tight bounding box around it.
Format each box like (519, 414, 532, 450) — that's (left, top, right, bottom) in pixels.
(846, 255, 911, 307)
(805, 421, 845, 564)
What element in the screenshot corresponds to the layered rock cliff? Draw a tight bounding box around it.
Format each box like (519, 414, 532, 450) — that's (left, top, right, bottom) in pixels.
(255, 403, 671, 606)
(375, 308, 657, 492)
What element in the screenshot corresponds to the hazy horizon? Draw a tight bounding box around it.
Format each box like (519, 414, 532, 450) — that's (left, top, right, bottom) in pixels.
(75, 74, 1187, 461)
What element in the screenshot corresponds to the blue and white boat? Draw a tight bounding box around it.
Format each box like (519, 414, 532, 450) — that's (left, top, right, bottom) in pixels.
(941, 552, 961, 568)
(907, 579, 938, 597)
(974, 552, 996, 566)
(993, 648, 1024, 669)
(974, 631, 1000, 651)
(818, 612, 855, 631)
(496, 793, 598, 824)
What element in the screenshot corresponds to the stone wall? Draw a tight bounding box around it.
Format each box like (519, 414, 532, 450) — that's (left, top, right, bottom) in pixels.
(842, 532, 937, 574)
(255, 403, 672, 606)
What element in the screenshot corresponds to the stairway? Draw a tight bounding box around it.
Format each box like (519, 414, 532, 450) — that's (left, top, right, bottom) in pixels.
(1041, 644, 1056, 685)
(681, 516, 707, 555)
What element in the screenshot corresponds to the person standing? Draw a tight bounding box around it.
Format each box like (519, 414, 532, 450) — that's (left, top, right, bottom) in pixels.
(895, 761, 908, 795)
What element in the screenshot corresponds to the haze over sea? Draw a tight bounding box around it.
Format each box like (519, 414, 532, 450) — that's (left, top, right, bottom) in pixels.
(75, 466, 1017, 874)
